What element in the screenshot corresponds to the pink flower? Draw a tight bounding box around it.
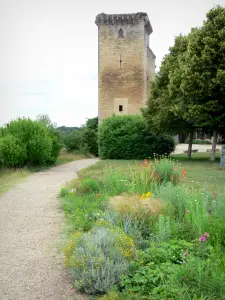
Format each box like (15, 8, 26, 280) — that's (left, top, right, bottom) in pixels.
(204, 232, 209, 238)
(184, 250, 188, 257)
(199, 236, 206, 242)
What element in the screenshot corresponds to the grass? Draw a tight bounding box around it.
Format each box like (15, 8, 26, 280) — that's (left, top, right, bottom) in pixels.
(0, 168, 31, 195)
(0, 152, 91, 195)
(77, 153, 224, 192)
(55, 153, 91, 166)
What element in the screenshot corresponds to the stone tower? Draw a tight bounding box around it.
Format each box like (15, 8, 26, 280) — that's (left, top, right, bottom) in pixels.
(95, 12, 156, 123)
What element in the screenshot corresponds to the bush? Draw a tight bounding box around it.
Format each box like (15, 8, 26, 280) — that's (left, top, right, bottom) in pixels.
(0, 135, 27, 167)
(193, 139, 212, 144)
(63, 225, 134, 294)
(2, 117, 61, 167)
(98, 115, 175, 159)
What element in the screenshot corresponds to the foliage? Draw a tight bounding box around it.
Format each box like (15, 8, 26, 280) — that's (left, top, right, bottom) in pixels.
(61, 116, 98, 156)
(0, 117, 62, 167)
(181, 6, 225, 134)
(193, 139, 212, 144)
(119, 239, 225, 299)
(151, 158, 181, 185)
(63, 225, 134, 294)
(60, 154, 225, 299)
(0, 135, 27, 167)
(143, 34, 197, 159)
(98, 115, 175, 159)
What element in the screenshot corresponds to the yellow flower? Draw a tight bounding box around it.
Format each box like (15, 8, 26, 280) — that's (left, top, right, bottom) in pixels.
(140, 191, 152, 199)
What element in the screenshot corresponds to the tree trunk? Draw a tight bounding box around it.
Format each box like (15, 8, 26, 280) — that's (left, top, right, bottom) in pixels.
(187, 131, 194, 160)
(211, 130, 218, 161)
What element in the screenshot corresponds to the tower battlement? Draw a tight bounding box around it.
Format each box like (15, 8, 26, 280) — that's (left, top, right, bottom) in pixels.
(95, 12, 156, 123)
(95, 12, 153, 35)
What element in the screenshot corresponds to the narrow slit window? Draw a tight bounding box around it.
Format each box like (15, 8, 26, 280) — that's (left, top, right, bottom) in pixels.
(119, 105, 123, 112)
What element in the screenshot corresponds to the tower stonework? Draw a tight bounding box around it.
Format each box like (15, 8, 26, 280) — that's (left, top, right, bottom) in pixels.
(95, 12, 156, 123)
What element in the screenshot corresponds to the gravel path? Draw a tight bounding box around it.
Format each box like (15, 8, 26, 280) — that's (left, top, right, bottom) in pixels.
(0, 159, 98, 300)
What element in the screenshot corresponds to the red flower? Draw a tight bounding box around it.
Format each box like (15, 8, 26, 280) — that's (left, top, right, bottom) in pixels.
(182, 169, 187, 179)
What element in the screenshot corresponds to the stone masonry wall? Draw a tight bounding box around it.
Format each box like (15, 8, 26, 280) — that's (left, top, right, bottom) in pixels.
(96, 13, 155, 123)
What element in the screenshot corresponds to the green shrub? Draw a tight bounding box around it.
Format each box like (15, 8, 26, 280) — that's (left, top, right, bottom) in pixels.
(0, 135, 27, 167)
(3, 118, 60, 166)
(193, 139, 212, 144)
(63, 225, 134, 294)
(98, 115, 175, 159)
(83, 128, 98, 156)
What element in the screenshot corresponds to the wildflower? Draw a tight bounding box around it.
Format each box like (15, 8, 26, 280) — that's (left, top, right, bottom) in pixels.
(144, 159, 148, 166)
(96, 194, 101, 198)
(184, 250, 188, 257)
(140, 192, 152, 199)
(93, 176, 97, 180)
(182, 169, 187, 179)
(139, 162, 143, 167)
(170, 175, 174, 181)
(204, 232, 209, 238)
(199, 236, 206, 242)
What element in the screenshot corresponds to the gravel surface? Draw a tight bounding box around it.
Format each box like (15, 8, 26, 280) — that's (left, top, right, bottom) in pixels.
(0, 159, 98, 300)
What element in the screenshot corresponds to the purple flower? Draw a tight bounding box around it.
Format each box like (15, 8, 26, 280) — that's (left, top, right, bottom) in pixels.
(199, 236, 206, 242)
(93, 176, 97, 180)
(204, 232, 209, 238)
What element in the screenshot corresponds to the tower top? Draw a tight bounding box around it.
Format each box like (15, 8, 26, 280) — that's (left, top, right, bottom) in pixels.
(95, 12, 153, 35)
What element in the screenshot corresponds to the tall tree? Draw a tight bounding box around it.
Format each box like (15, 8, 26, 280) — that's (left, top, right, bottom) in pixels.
(143, 35, 197, 159)
(180, 5, 225, 160)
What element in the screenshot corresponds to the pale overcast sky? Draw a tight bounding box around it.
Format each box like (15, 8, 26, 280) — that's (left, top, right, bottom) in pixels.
(0, 0, 224, 127)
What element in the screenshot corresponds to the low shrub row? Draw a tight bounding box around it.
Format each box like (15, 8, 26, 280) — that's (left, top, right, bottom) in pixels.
(193, 139, 212, 145)
(60, 158, 225, 299)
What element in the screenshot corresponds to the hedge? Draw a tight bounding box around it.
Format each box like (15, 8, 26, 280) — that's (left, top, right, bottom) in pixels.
(98, 115, 175, 159)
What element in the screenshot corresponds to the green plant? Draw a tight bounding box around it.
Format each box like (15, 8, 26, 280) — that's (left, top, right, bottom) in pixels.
(192, 139, 212, 145)
(98, 115, 175, 160)
(63, 225, 134, 294)
(0, 135, 27, 167)
(152, 158, 181, 185)
(2, 117, 60, 167)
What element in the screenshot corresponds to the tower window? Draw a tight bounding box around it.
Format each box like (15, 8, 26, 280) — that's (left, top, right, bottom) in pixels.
(119, 105, 123, 112)
(118, 28, 124, 38)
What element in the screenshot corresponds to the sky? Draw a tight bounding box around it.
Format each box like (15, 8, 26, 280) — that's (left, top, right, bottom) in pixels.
(0, 0, 224, 127)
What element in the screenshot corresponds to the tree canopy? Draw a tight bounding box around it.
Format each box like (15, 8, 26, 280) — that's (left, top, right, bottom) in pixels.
(143, 5, 225, 160)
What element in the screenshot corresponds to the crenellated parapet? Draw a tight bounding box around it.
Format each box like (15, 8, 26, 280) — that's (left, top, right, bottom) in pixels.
(95, 12, 153, 35)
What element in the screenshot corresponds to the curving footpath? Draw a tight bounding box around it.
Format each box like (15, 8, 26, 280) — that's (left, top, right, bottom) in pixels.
(0, 159, 98, 300)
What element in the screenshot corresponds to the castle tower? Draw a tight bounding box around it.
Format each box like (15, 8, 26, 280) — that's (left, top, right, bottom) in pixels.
(95, 12, 156, 123)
